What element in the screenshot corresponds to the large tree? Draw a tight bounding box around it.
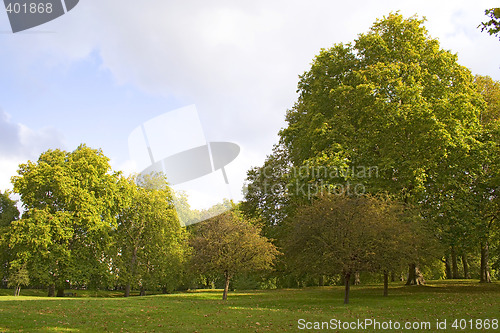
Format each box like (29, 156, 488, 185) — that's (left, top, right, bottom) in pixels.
(114, 174, 188, 297)
(280, 13, 482, 200)
(284, 194, 424, 304)
(8, 145, 123, 296)
(278, 13, 484, 282)
(190, 210, 279, 300)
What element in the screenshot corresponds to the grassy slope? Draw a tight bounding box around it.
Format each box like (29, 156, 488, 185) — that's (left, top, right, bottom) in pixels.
(0, 280, 498, 332)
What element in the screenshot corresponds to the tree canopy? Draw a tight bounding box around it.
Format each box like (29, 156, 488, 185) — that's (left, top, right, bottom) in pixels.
(8, 145, 124, 295)
(284, 194, 427, 303)
(190, 210, 279, 300)
(280, 13, 483, 201)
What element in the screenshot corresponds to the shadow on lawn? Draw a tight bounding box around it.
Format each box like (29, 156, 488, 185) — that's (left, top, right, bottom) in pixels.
(395, 280, 500, 294)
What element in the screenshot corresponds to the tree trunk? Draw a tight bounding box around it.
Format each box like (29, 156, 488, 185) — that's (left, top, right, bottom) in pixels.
(56, 287, 65, 297)
(124, 283, 131, 297)
(319, 275, 324, 287)
(48, 284, 55, 297)
(390, 272, 396, 283)
(344, 272, 351, 304)
(222, 271, 231, 301)
(406, 263, 416, 285)
(462, 254, 470, 279)
(406, 263, 425, 285)
(383, 272, 389, 297)
(15, 285, 21, 297)
(480, 242, 492, 283)
(353, 272, 360, 285)
(451, 246, 459, 279)
(444, 256, 452, 279)
(140, 286, 146, 296)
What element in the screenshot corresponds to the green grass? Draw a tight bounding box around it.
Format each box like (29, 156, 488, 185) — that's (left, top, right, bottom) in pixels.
(0, 280, 498, 332)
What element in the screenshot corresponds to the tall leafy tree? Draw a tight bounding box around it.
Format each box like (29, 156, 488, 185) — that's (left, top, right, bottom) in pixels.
(9, 145, 123, 295)
(278, 13, 484, 282)
(114, 174, 188, 297)
(419, 76, 500, 282)
(458, 76, 500, 282)
(473, 123, 500, 282)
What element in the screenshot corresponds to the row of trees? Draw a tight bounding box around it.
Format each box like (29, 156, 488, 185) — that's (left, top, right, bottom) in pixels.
(0, 145, 278, 300)
(241, 13, 500, 302)
(0, 12, 499, 304)
(0, 145, 423, 304)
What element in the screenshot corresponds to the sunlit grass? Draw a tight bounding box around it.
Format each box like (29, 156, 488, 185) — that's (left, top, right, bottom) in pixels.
(0, 280, 498, 332)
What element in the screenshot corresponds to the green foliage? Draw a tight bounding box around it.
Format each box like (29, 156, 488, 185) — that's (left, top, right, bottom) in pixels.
(7, 262, 29, 296)
(8, 145, 123, 290)
(0, 191, 19, 228)
(475, 75, 500, 125)
(480, 8, 500, 40)
(190, 211, 279, 299)
(0, 191, 19, 284)
(280, 13, 483, 201)
(114, 173, 188, 295)
(241, 143, 292, 234)
(284, 194, 426, 278)
(173, 191, 198, 226)
(253, 12, 496, 286)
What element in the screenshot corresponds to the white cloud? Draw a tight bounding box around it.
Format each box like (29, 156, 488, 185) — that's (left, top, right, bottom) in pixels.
(0, 109, 65, 191)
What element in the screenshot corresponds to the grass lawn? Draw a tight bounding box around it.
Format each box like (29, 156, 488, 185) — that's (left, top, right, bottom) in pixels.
(0, 280, 498, 332)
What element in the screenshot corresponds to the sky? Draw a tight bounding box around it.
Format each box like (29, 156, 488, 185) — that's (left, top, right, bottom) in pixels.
(1, 0, 500, 209)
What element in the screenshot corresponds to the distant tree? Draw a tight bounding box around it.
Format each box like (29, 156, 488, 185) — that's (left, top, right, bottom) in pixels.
(284, 194, 427, 303)
(0, 191, 19, 227)
(7, 262, 29, 296)
(475, 75, 500, 125)
(474, 75, 500, 282)
(197, 199, 234, 224)
(474, 123, 500, 282)
(0, 191, 19, 285)
(190, 211, 279, 300)
(480, 8, 500, 40)
(173, 191, 198, 226)
(9, 145, 123, 296)
(114, 174, 188, 297)
(241, 143, 292, 237)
